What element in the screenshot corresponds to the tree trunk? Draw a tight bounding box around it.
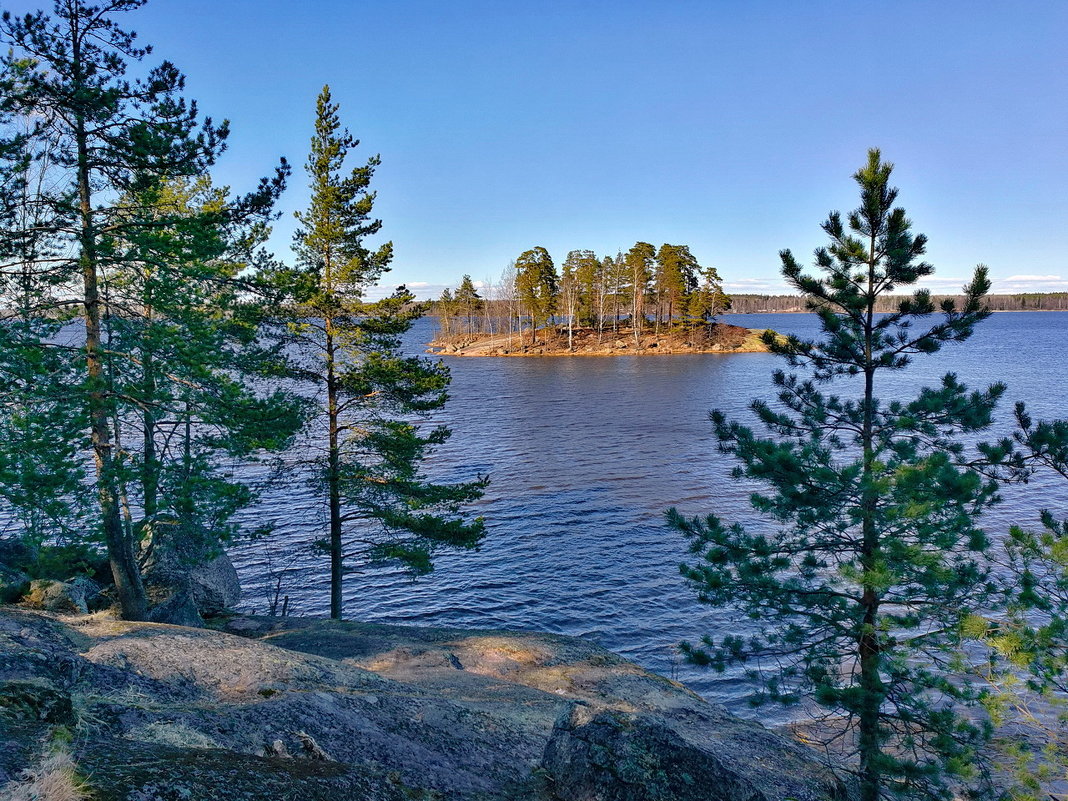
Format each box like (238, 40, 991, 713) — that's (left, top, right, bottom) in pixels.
(141, 303, 159, 526)
(857, 246, 882, 801)
(75, 73, 146, 621)
(568, 300, 574, 351)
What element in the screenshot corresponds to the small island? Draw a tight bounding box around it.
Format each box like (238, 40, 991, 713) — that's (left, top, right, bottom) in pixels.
(430, 244, 780, 356)
(429, 322, 776, 356)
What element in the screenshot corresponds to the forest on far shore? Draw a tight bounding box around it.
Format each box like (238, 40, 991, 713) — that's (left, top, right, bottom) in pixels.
(431, 288, 1068, 322)
(718, 291, 1068, 313)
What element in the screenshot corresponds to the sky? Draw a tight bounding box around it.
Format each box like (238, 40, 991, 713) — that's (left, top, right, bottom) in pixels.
(5, 0, 1067, 298)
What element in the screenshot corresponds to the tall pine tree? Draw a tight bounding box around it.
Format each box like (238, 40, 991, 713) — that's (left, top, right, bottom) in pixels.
(670, 150, 1004, 800)
(281, 86, 485, 619)
(0, 0, 264, 619)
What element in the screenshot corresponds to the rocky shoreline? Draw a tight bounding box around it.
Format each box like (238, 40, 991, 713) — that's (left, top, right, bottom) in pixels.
(428, 323, 776, 357)
(0, 606, 849, 800)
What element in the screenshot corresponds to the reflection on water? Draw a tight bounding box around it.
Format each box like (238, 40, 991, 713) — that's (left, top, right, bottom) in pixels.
(229, 311, 1068, 714)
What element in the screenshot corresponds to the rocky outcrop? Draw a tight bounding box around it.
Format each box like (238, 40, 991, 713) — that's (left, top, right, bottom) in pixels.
(0, 608, 850, 800)
(543, 704, 843, 801)
(142, 534, 241, 625)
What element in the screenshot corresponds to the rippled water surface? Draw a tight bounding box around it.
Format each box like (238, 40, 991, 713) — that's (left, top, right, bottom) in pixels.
(229, 312, 1068, 711)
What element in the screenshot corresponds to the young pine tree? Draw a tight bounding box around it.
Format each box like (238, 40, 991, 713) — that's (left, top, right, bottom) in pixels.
(669, 150, 1004, 800)
(656, 244, 699, 330)
(103, 176, 306, 591)
(283, 86, 486, 620)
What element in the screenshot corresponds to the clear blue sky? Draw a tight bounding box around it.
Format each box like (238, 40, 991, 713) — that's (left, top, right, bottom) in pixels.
(6, 0, 1067, 297)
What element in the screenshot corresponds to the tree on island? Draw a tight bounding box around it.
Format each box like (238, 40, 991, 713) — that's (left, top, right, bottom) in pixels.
(624, 241, 655, 345)
(514, 246, 558, 344)
(454, 274, 481, 334)
(656, 244, 699, 332)
(559, 253, 583, 351)
(0, 0, 294, 620)
(682, 262, 730, 336)
(670, 150, 1009, 800)
(278, 85, 485, 619)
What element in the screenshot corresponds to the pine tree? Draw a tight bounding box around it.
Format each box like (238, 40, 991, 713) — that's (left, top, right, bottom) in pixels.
(969, 410, 1068, 800)
(682, 263, 730, 337)
(656, 244, 699, 328)
(562, 249, 600, 327)
(514, 246, 557, 344)
(669, 150, 1004, 800)
(281, 86, 485, 619)
(437, 288, 455, 338)
(559, 255, 581, 351)
(454, 275, 482, 335)
(0, 0, 250, 619)
(103, 176, 306, 587)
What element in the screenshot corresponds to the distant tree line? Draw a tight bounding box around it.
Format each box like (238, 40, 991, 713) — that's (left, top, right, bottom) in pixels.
(436, 243, 731, 349)
(726, 292, 1068, 313)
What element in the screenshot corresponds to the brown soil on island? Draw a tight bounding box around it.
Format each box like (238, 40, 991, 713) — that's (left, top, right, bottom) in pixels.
(428, 322, 777, 357)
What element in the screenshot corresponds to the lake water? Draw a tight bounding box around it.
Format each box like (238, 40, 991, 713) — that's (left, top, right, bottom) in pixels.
(229, 311, 1068, 713)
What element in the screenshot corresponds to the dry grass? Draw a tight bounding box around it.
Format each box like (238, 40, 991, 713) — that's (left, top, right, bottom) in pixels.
(125, 720, 219, 750)
(1, 750, 88, 801)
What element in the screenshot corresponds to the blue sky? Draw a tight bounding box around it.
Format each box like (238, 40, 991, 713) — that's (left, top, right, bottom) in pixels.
(6, 0, 1067, 297)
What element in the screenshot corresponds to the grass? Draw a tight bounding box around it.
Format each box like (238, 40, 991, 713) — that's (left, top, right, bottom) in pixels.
(1, 749, 89, 801)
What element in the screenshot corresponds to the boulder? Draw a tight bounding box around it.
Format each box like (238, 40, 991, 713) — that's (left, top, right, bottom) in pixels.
(0, 538, 32, 568)
(22, 577, 100, 614)
(148, 586, 205, 627)
(142, 532, 241, 622)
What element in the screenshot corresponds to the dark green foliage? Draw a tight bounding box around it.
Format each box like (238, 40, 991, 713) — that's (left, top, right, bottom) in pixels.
(655, 244, 698, 327)
(624, 241, 655, 342)
(681, 263, 730, 334)
(669, 150, 1004, 800)
(0, 0, 297, 617)
(105, 177, 307, 559)
(514, 246, 558, 341)
(336, 289, 488, 577)
(454, 275, 482, 334)
(277, 87, 486, 618)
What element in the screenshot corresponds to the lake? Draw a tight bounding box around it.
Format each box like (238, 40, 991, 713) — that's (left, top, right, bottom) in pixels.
(229, 311, 1068, 714)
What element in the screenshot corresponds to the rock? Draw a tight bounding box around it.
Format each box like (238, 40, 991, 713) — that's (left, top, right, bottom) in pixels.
(188, 552, 241, 614)
(22, 577, 98, 614)
(0, 540, 32, 604)
(543, 704, 847, 801)
(142, 533, 241, 620)
(0, 608, 849, 801)
(149, 586, 205, 627)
